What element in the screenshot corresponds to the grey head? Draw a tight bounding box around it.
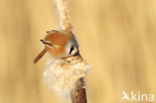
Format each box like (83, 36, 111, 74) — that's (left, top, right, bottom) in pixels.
(65, 35, 79, 56)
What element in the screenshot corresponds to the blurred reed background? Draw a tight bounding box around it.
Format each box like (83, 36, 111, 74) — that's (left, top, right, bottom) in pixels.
(0, 0, 156, 103)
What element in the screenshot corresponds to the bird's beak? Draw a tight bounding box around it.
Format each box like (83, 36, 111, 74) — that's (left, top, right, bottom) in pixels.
(74, 47, 77, 52)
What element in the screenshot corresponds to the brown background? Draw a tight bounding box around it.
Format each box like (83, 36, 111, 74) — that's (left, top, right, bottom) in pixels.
(0, 0, 156, 103)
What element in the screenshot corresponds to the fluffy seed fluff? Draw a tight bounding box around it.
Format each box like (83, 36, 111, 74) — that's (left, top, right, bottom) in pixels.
(43, 54, 90, 97)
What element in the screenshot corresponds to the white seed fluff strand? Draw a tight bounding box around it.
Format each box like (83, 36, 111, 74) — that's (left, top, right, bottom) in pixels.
(43, 54, 90, 97)
(54, 0, 71, 31)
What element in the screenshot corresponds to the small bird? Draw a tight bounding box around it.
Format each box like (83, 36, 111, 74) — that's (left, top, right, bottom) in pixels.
(34, 30, 90, 97)
(34, 30, 79, 63)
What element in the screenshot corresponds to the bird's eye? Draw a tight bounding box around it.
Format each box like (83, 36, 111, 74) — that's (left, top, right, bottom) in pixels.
(69, 46, 74, 54)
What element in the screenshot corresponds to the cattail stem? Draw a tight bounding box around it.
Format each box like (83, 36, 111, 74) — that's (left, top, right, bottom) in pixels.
(71, 78, 87, 103)
(54, 0, 71, 32)
(53, 0, 88, 102)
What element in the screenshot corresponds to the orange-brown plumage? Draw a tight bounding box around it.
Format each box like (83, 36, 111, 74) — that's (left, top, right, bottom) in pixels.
(34, 30, 79, 63)
(44, 31, 72, 58)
